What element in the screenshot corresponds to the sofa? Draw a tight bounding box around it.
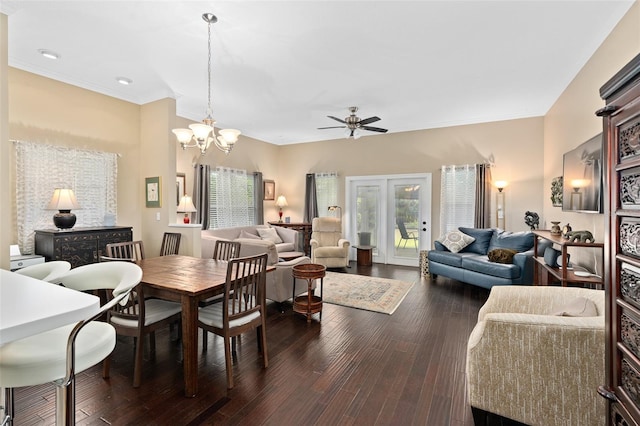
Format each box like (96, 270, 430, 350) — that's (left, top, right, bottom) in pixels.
(428, 227, 552, 289)
(466, 285, 605, 425)
(201, 225, 312, 306)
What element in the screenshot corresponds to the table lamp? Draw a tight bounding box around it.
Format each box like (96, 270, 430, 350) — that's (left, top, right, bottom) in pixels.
(177, 195, 197, 224)
(47, 188, 80, 229)
(275, 195, 288, 223)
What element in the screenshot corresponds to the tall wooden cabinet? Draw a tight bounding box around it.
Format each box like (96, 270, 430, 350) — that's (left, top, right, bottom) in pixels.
(35, 226, 133, 268)
(599, 52, 640, 426)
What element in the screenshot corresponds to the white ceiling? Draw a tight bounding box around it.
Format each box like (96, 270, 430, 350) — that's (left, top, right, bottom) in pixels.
(1, 1, 635, 145)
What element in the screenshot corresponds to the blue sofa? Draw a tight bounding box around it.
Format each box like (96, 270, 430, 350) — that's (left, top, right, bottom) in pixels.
(428, 227, 552, 289)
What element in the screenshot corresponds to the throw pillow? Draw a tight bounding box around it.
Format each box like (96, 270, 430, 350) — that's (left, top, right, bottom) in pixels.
(487, 248, 517, 264)
(257, 227, 283, 244)
(239, 230, 261, 240)
(458, 227, 495, 254)
(437, 230, 475, 253)
(552, 297, 598, 317)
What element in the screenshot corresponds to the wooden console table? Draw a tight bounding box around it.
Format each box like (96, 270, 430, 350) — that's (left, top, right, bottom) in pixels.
(532, 229, 604, 288)
(269, 222, 312, 256)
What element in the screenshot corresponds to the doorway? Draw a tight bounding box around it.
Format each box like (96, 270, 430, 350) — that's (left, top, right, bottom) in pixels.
(345, 174, 431, 266)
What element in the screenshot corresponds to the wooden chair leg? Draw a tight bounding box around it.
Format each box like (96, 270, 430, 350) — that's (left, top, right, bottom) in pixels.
(133, 334, 144, 388)
(224, 335, 234, 389)
(102, 355, 111, 379)
(260, 323, 268, 368)
(149, 332, 156, 359)
(202, 329, 209, 351)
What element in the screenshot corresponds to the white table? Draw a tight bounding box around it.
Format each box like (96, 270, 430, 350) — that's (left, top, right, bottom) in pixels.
(0, 269, 100, 345)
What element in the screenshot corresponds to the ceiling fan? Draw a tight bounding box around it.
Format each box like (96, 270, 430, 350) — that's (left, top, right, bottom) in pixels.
(318, 106, 388, 139)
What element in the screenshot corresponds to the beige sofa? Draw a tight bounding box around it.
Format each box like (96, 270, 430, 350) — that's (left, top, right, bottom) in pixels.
(201, 226, 312, 305)
(466, 285, 605, 426)
(201, 225, 300, 256)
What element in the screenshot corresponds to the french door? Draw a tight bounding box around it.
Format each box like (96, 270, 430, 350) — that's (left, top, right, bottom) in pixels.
(345, 174, 431, 266)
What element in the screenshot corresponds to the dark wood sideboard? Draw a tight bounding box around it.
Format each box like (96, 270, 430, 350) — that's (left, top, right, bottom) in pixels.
(35, 226, 133, 267)
(598, 52, 640, 426)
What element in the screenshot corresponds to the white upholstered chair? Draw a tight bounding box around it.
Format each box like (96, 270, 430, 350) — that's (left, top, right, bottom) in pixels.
(14, 260, 71, 283)
(0, 262, 142, 425)
(310, 217, 350, 268)
(466, 285, 605, 426)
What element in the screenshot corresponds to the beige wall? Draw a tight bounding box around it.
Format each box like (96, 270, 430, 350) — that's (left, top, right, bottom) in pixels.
(543, 2, 640, 271)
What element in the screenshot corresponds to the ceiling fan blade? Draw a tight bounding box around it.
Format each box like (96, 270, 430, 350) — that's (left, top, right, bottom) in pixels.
(327, 115, 347, 124)
(359, 116, 381, 125)
(362, 126, 388, 133)
(318, 126, 346, 130)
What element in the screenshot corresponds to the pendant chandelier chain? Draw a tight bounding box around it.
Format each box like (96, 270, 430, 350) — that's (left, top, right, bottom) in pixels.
(207, 18, 212, 120)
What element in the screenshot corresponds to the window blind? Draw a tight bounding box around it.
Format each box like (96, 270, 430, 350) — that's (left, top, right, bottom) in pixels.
(439, 164, 476, 235)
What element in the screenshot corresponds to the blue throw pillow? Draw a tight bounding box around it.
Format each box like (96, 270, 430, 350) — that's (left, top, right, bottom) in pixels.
(458, 227, 495, 254)
(488, 231, 534, 253)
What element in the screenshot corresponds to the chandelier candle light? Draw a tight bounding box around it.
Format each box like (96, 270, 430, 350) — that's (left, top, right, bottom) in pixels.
(48, 188, 80, 229)
(275, 195, 288, 223)
(177, 195, 197, 224)
(172, 13, 240, 156)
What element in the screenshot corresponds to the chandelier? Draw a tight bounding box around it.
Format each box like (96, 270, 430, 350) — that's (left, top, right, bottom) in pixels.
(172, 13, 240, 156)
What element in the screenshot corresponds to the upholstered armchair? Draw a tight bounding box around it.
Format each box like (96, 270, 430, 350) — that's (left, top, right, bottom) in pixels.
(310, 217, 350, 268)
(466, 285, 605, 426)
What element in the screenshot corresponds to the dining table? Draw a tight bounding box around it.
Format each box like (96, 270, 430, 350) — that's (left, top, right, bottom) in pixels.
(136, 254, 273, 397)
(0, 269, 101, 345)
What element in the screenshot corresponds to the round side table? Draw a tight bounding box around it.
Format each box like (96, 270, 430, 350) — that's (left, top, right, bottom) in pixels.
(292, 263, 326, 322)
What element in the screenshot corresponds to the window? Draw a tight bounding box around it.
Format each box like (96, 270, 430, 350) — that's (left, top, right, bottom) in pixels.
(440, 165, 476, 234)
(209, 167, 255, 229)
(315, 172, 338, 216)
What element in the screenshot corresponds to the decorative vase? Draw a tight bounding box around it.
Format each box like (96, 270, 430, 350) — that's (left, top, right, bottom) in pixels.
(550, 221, 561, 235)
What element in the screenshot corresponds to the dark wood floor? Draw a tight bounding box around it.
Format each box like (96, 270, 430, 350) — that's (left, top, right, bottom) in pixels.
(10, 262, 490, 425)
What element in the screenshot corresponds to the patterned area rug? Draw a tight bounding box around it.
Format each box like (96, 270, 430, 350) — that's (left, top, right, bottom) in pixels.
(317, 272, 416, 315)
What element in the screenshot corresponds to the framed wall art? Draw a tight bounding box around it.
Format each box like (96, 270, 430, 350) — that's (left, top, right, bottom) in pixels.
(551, 176, 563, 207)
(264, 180, 275, 200)
(176, 173, 186, 206)
(145, 176, 161, 208)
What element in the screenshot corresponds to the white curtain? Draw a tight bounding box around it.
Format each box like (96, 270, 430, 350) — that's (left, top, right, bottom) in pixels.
(14, 141, 117, 254)
(210, 167, 253, 229)
(439, 164, 476, 235)
(315, 171, 339, 217)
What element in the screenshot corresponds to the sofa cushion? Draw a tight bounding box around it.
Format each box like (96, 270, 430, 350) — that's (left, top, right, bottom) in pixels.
(487, 248, 518, 264)
(275, 242, 296, 253)
(461, 257, 521, 279)
(458, 227, 495, 255)
(437, 230, 475, 253)
(488, 231, 534, 253)
(257, 227, 283, 244)
(428, 250, 474, 268)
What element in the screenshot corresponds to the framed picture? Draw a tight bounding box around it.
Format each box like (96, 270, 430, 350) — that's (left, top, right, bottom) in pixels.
(264, 180, 275, 200)
(145, 176, 161, 208)
(176, 173, 186, 206)
(551, 176, 563, 207)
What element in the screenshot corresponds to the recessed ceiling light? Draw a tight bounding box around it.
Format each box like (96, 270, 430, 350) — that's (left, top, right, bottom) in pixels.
(37, 49, 60, 60)
(116, 77, 133, 86)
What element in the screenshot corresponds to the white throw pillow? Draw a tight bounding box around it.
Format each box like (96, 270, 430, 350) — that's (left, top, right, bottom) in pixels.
(438, 230, 475, 253)
(239, 230, 261, 240)
(257, 227, 283, 244)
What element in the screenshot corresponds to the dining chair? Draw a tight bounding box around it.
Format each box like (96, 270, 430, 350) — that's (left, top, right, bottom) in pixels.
(201, 240, 242, 347)
(0, 262, 142, 426)
(105, 240, 145, 261)
(105, 271, 182, 388)
(160, 232, 181, 256)
(198, 253, 269, 389)
(14, 260, 71, 283)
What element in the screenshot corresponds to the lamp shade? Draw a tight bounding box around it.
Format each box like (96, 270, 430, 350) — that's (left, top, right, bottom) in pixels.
(47, 189, 80, 210)
(177, 195, 197, 213)
(275, 195, 288, 208)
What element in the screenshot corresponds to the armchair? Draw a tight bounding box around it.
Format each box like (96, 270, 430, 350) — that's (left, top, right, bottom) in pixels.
(310, 217, 350, 268)
(466, 285, 605, 426)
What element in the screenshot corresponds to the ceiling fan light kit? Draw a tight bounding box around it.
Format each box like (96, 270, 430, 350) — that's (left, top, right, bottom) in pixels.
(318, 106, 388, 139)
(172, 12, 240, 156)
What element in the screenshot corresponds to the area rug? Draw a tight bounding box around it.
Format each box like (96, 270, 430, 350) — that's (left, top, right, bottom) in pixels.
(317, 272, 415, 315)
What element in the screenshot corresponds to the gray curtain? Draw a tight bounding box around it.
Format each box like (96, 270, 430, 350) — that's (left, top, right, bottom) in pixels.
(474, 164, 492, 228)
(304, 173, 318, 223)
(193, 164, 210, 229)
(254, 172, 264, 224)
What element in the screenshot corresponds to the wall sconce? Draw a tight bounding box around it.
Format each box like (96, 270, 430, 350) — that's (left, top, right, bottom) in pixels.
(275, 195, 288, 223)
(177, 195, 197, 224)
(328, 205, 342, 218)
(47, 188, 80, 229)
